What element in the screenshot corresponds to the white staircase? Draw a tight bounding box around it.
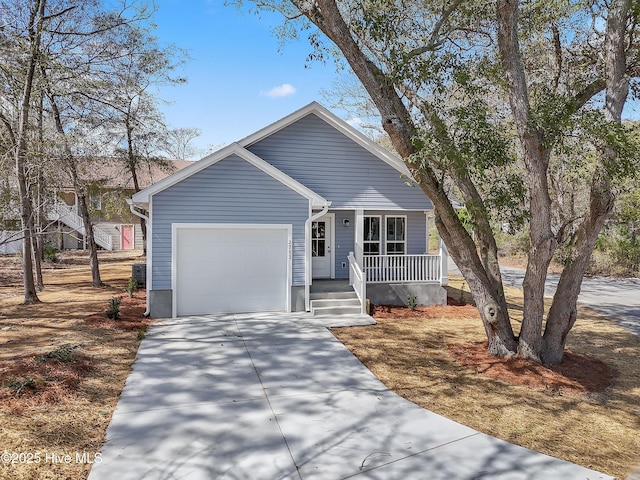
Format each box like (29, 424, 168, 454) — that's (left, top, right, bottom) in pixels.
(49, 203, 113, 250)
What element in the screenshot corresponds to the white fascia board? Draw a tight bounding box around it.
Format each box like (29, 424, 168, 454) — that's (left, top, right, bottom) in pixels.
(130, 142, 329, 209)
(238, 101, 414, 179)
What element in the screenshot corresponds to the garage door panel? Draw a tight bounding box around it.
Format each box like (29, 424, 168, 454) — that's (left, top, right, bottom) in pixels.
(174, 226, 290, 316)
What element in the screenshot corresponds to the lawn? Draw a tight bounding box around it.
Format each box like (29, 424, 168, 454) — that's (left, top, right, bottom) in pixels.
(1, 253, 638, 479)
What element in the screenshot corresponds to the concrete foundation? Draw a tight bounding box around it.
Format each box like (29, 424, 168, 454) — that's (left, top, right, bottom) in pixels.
(149, 290, 173, 319)
(367, 283, 447, 307)
(291, 286, 305, 312)
(148, 287, 307, 318)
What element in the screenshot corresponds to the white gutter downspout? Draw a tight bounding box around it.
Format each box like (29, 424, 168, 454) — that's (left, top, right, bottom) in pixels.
(127, 199, 151, 317)
(304, 202, 331, 312)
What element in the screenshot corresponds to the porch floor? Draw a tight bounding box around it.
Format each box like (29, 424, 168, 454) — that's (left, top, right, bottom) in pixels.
(310, 279, 353, 294)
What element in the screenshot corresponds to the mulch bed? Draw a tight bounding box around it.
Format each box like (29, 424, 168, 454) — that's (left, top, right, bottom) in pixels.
(371, 299, 618, 395)
(448, 341, 618, 394)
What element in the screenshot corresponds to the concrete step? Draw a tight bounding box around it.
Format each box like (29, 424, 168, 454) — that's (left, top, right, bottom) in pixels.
(310, 298, 361, 309)
(309, 291, 358, 301)
(311, 305, 363, 316)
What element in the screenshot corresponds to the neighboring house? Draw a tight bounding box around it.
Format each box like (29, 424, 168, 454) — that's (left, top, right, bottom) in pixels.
(130, 102, 449, 318)
(49, 159, 192, 251)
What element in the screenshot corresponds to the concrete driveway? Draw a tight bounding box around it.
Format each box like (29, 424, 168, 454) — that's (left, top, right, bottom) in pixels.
(88, 313, 612, 480)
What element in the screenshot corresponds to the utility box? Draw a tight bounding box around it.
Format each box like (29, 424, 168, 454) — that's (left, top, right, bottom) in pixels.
(132, 263, 147, 286)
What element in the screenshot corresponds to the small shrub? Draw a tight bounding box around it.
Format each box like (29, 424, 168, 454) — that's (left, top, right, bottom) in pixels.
(126, 277, 138, 298)
(136, 330, 145, 341)
(407, 294, 418, 310)
(43, 243, 59, 263)
(105, 297, 122, 320)
(8, 376, 35, 397)
(36, 344, 78, 363)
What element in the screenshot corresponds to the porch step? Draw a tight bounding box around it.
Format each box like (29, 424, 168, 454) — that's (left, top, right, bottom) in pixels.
(313, 306, 363, 316)
(310, 293, 362, 316)
(310, 291, 359, 301)
(312, 304, 363, 316)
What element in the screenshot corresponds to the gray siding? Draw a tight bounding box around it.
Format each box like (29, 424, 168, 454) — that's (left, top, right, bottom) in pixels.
(151, 155, 309, 289)
(247, 114, 433, 210)
(334, 210, 355, 279)
(330, 210, 427, 280)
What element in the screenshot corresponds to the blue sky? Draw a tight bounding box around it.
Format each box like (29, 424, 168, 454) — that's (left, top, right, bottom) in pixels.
(152, 1, 344, 156)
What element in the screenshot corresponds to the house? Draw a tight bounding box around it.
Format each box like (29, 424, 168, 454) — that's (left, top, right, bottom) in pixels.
(48, 159, 192, 251)
(129, 102, 448, 318)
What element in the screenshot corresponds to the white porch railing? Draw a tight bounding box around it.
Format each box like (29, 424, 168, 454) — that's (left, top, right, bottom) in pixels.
(49, 203, 113, 250)
(348, 252, 367, 314)
(363, 254, 441, 284)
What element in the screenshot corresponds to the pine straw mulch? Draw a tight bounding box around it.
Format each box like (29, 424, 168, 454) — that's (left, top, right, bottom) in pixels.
(0, 251, 151, 480)
(332, 281, 640, 479)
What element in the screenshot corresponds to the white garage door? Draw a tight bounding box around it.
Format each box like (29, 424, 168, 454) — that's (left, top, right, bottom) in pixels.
(173, 224, 291, 316)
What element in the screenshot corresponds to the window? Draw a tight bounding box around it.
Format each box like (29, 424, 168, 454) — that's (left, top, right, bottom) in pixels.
(386, 216, 406, 254)
(311, 221, 326, 257)
(363, 216, 381, 255)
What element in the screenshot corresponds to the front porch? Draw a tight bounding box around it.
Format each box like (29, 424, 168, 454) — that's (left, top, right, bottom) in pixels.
(307, 209, 449, 313)
(346, 248, 448, 313)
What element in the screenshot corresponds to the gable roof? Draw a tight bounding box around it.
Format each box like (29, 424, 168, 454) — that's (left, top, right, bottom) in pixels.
(239, 102, 413, 178)
(130, 143, 329, 209)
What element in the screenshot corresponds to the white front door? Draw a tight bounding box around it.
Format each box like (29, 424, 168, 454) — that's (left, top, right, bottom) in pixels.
(311, 214, 333, 279)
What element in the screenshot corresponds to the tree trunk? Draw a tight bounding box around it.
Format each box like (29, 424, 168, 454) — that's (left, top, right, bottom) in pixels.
(542, 0, 629, 364)
(76, 190, 103, 287)
(543, 177, 613, 362)
(497, 0, 559, 362)
(33, 97, 46, 291)
(15, 0, 46, 305)
(32, 230, 44, 291)
(129, 164, 147, 254)
(293, 0, 518, 356)
(127, 113, 147, 254)
(16, 169, 39, 304)
(436, 216, 517, 356)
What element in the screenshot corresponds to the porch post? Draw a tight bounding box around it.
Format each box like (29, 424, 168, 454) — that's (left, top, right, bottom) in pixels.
(439, 237, 449, 286)
(424, 211, 430, 253)
(355, 209, 364, 266)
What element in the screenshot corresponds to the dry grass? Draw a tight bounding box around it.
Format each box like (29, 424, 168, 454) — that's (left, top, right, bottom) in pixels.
(0, 251, 150, 480)
(332, 277, 640, 479)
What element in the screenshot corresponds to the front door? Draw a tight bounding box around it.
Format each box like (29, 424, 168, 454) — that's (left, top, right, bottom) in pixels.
(121, 224, 135, 250)
(311, 214, 333, 278)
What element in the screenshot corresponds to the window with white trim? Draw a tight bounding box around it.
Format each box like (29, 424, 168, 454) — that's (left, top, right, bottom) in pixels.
(386, 216, 406, 254)
(363, 216, 381, 255)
